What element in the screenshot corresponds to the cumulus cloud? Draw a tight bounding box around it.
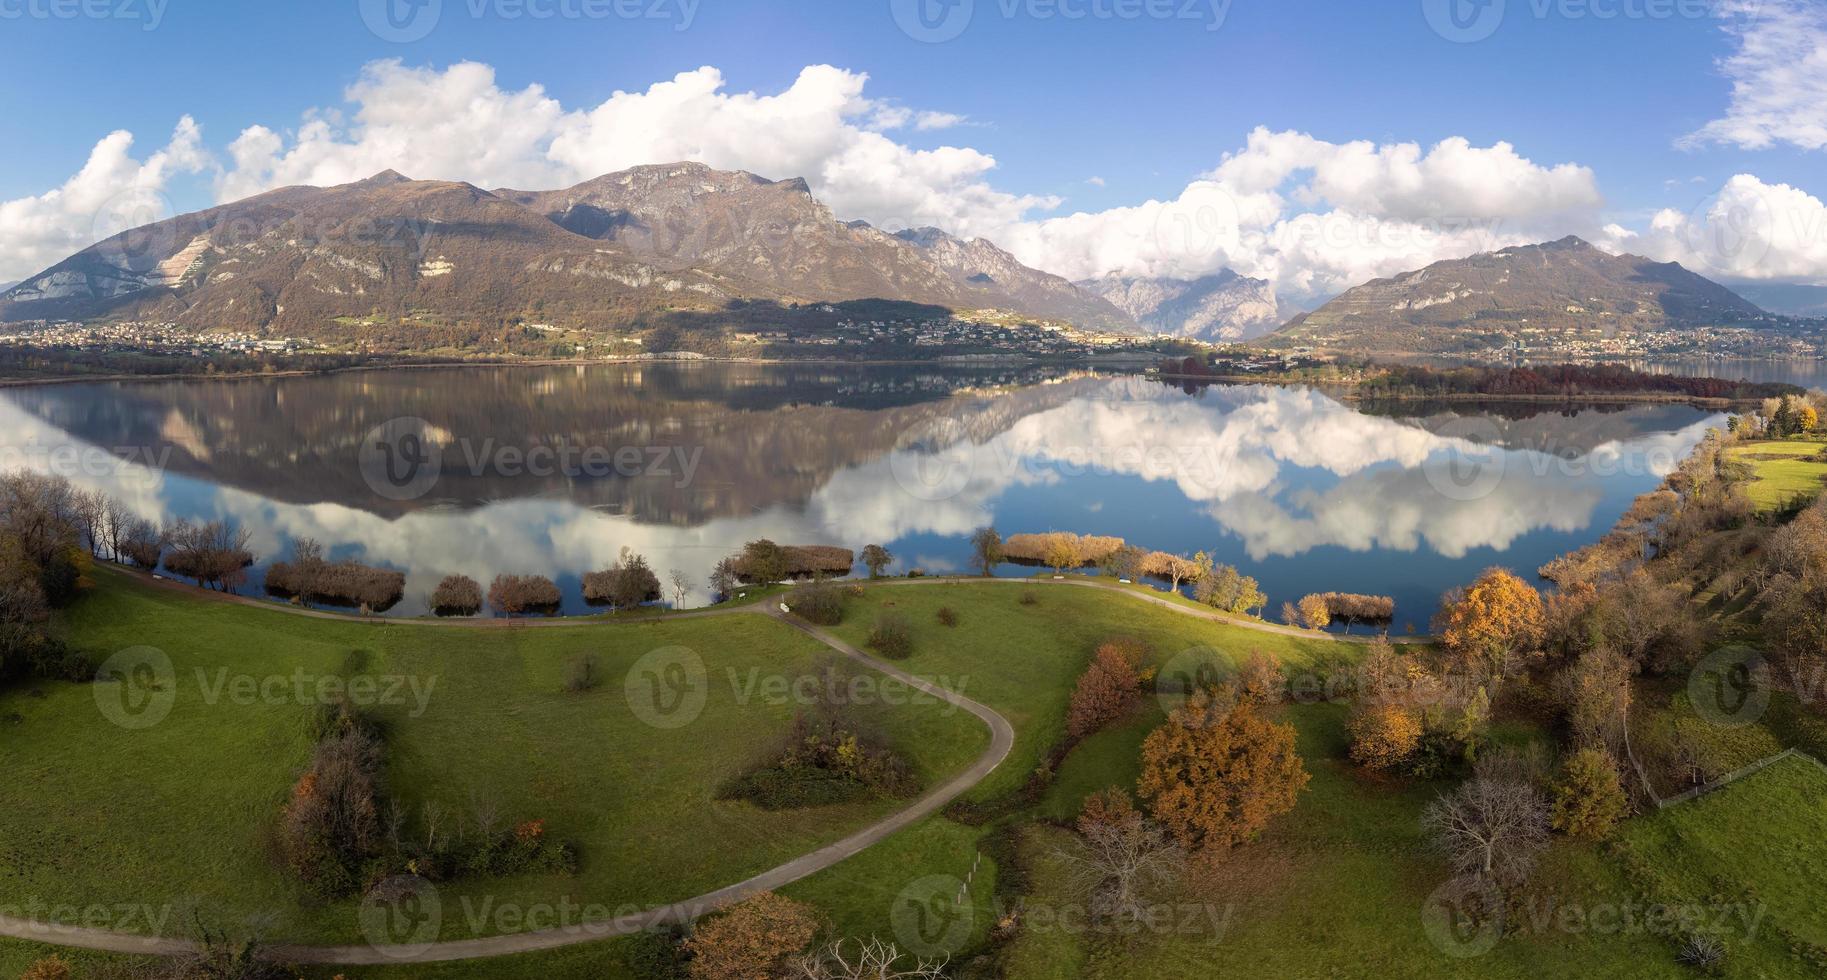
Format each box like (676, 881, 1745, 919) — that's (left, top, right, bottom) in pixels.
(204, 64, 1601, 300)
(0, 117, 211, 283)
(1598, 174, 1827, 285)
(216, 61, 1049, 240)
(998, 127, 1603, 298)
(1684, 0, 1827, 152)
(19, 57, 1827, 302)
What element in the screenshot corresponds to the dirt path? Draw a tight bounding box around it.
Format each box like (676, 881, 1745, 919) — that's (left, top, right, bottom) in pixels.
(1, 569, 1386, 965)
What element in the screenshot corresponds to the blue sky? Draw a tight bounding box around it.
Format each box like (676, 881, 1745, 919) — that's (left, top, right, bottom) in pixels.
(3, 0, 1824, 295)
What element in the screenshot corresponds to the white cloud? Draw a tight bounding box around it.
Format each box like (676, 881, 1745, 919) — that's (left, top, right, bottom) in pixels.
(997, 128, 1602, 298)
(0, 117, 211, 283)
(21, 58, 1827, 302)
(1684, 0, 1827, 152)
(217, 61, 1049, 241)
(1598, 174, 1827, 285)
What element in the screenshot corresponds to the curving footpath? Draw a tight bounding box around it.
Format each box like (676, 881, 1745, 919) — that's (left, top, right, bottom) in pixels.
(0, 570, 1403, 965)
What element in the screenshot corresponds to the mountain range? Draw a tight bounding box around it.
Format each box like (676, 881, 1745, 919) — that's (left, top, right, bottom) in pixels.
(1077, 270, 1282, 341)
(0, 168, 1794, 352)
(1270, 236, 1770, 352)
(0, 163, 1138, 338)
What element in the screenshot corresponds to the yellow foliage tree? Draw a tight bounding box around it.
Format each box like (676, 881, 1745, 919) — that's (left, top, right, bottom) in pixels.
(1347, 704, 1424, 771)
(1433, 567, 1546, 681)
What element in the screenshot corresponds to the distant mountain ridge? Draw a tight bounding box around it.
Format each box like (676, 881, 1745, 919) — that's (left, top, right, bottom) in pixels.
(1268, 236, 1768, 352)
(1077, 270, 1281, 341)
(0, 162, 1137, 337)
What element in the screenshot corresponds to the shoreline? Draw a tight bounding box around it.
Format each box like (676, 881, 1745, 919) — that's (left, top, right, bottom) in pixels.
(0, 351, 1162, 391)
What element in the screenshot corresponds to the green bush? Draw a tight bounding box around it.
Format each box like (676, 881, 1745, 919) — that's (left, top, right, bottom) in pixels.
(787, 579, 848, 626)
(936, 606, 959, 627)
(562, 653, 600, 693)
(867, 613, 914, 659)
(623, 927, 691, 980)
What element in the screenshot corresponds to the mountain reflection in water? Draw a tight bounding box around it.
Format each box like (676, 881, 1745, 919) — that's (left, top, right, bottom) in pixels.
(0, 363, 1720, 624)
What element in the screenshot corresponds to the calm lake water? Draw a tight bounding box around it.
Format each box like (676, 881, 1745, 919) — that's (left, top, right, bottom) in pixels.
(0, 364, 1723, 629)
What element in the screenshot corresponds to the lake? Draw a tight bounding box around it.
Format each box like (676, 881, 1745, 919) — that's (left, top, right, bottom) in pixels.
(0, 364, 1723, 630)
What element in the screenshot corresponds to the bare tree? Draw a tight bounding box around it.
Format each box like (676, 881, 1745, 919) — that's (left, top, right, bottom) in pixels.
(69, 488, 105, 557)
(1059, 802, 1185, 922)
(670, 567, 691, 610)
(1422, 774, 1550, 889)
(101, 495, 134, 561)
(793, 939, 948, 980)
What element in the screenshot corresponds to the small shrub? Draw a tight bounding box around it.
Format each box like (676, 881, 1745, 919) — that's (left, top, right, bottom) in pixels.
(563, 653, 600, 693)
(936, 606, 959, 627)
(787, 579, 848, 626)
(1019, 590, 1039, 606)
(624, 926, 691, 980)
(867, 613, 914, 659)
(20, 955, 71, 980)
(1677, 933, 1726, 974)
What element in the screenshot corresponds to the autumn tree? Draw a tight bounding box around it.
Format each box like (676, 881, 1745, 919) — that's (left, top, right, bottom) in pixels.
(860, 544, 894, 578)
(1433, 568, 1545, 683)
(969, 526, 1003, 577)
(1550, 748, 1627, 840)
(1044, 535, 1083, 574)
(1234, 651, 1285, 707)
(1348, 704, 1424, 772)
(1296, 594, 1331, 631)
(1557, 646, 1633, 754)
(686, 892, 819, 980)
(1067, 642, 1144, 738)
(1138, 688, 1309, 854)
(1060, 788, 1184, 922)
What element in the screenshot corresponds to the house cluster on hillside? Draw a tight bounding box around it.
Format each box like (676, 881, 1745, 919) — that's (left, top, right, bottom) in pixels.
(0, 320, 308, 355)
(1475, 324, 1822, 361)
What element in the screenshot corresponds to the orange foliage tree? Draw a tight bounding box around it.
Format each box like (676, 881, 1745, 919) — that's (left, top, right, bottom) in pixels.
(1067, 641, 1146, 739)
(685, 892, 819, 980)
(1433, 567, 1545, 682)
(1137, 689, 1309, 854)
